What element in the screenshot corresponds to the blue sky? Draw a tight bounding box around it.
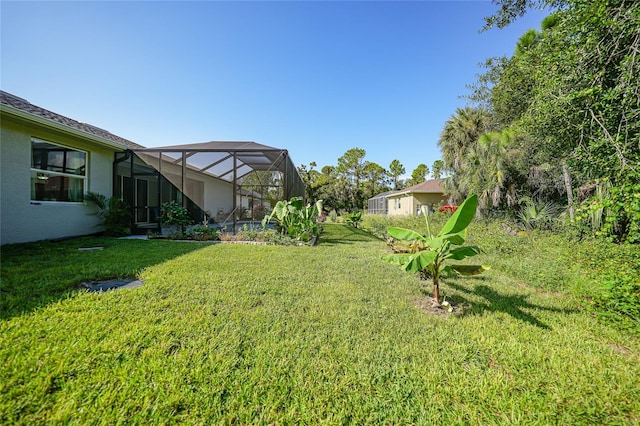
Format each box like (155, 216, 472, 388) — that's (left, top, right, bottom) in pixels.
(1, 1, 550, 177)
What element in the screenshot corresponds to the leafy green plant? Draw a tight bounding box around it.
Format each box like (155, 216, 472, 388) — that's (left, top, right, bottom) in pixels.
(517, 197, 560, 230)
(575, 175, 640, 244)
(345, 211, 362, 228)
(85, 192, 132, 236)
(382, 194, 488, 305)
(187, 225, 220, 241)
(591, 270, 640, 333)
(160, 201, 193, 236)
(262, 197, 323, 243)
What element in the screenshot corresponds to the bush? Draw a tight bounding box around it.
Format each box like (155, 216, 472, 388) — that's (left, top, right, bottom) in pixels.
(517, 198, 561, 231)
(160, 201, 193, 235)
(575, 174, 640, 244)
(187, 225, 220, 241)
(85, 192, 132, 236)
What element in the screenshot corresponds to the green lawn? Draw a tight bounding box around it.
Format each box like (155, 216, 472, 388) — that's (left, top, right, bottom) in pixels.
(1, 224, 639, 424)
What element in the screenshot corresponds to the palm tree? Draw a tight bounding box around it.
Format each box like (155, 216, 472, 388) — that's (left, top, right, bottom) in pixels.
(460, 129, 515, 211)
(438, 107, 493, 202)
(438, 107, 492, 172)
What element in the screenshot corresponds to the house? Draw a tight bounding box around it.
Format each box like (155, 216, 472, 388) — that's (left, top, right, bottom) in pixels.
(368, 179, 447, 216)
(367, 190, 397, 215)
(0, 91, 304, 245)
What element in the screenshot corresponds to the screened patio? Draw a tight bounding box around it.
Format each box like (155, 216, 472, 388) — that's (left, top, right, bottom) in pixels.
(114, 141, 305, 233)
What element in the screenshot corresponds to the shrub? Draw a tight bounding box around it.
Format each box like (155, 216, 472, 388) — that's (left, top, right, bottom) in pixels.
(345, 211, 362, 228)
(160, 201, 193, 236)
(187, 225, 220, 241)
(517, 198, 561, 230)
(575, 175, 640, 244)
(85, 192, 132, 236)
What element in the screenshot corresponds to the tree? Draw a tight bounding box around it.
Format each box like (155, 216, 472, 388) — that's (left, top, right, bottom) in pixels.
(337, 148, 367, 210)
(241, 170, 282, 208)
(438, 107, 493, 202)
(297, 162, 321, 202)
(478, 0, 640, 240)
(315, 165, 345, 212)
(363, 161, 389, 201)
(482, 0, 565, 31)
(431, 160, 444, 179)
(460, 129, 518, 210)
(407, 163, 429, 186)
(439, 107, 493, 173)
(388, 159, 405, 190)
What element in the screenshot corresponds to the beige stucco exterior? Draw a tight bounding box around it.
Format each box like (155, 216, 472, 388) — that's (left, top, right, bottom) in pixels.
(387, 192, 447, 216)
(1, 114, 117, 245)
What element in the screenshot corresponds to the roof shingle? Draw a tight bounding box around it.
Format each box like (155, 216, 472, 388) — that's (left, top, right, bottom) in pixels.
(396, 179, 444, 195)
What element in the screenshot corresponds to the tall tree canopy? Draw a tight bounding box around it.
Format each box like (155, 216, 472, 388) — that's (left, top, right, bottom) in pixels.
(299, 148, 393, 212)
(455, 0, 640, 241)
(388, 159, 406, 190)
(431, 160, 444, 180)
(407, 164, 429, 187)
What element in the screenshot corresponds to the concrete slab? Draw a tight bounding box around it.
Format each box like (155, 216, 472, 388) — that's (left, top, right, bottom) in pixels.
(82, 279, 143, 292)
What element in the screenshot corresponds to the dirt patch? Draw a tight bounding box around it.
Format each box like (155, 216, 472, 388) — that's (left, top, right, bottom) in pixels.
(414, 296, 465, 316)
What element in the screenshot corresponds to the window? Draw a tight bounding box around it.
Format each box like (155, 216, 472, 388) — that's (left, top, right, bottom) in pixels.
(31, 139, 87, 202)
(394, 198, 401, 209)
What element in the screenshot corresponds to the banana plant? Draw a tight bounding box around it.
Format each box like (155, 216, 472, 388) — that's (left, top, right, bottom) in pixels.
(345, 211, 362, 228)
(382, 194, 488, 305)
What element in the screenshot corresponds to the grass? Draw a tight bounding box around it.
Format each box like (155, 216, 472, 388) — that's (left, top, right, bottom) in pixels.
(1, 224, 639, 424)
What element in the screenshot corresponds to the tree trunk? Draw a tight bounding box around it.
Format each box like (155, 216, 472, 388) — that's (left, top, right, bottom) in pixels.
(562, 161, 574, 220)
(433, 279, 441, 306)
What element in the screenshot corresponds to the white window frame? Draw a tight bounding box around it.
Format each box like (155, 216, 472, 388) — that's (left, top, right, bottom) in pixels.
(30, 138, 88, 203)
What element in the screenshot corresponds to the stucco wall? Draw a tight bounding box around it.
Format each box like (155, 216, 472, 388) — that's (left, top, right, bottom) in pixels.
(387, 193, 447, 216)
(1, 119, 115, 245)
(387, 195, 413, 216)
(203, 177, 233, 219)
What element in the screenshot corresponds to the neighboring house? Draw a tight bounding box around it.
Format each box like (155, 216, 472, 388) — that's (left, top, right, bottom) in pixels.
(382, 179, 447, 216)
(1, 91, 303, 245)
(367, 190, 398, 215)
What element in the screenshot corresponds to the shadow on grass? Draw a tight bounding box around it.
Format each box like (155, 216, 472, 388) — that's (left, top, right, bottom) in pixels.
(0, 237, 208, 321)
(320, 223, 382, 246)
(446, 279, 577, 329)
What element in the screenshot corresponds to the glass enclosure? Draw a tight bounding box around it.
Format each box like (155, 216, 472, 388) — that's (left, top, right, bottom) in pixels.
(114, 142, 305, 233)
